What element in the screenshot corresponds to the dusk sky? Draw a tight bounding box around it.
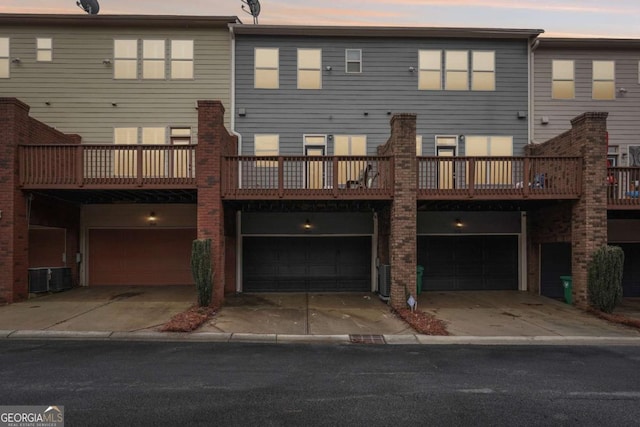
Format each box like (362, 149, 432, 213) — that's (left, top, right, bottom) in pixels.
(1, 0, 639, 38)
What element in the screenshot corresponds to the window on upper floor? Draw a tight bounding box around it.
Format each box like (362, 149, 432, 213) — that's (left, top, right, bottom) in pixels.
(170, 127, 192, 145)
(114, 39, 138, 79)
(472, 51, 495, 91)
(335, 135, 366, 186)
(552, 60, 574, 99)
(255, 134, 279, 167)
(254, 48, 279, 89)
(298, 48, 322, 89)
(465, 136, 513, 185)
(143, 40, 165, 79)
(445, 51, 469, 91)
(0, 38, 9, 78)
(593, 60, 615, 100)
(171, 40, 194, 79)
(36, 38, 52, 62)
(419, 50, 442, 90)
(416, 135, 423, 156)
(345, 49, 362, 73)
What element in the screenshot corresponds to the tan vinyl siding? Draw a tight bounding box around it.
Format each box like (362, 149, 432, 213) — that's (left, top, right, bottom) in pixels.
(0, 25, 232, 143)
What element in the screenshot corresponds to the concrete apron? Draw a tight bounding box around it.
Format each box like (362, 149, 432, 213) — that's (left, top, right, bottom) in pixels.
(201, 293, 414, 336)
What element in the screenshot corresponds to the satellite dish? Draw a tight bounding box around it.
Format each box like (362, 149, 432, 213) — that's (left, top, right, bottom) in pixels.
(241, 0, 261, 24)
(77, 0, 100, 14)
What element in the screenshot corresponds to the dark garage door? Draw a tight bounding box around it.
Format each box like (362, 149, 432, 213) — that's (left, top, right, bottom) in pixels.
(417, 236, 518, 291)
(619, 244, 640, 297)
(243, 237, 371, 292)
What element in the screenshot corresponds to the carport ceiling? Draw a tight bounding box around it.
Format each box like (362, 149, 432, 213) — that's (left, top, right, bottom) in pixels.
(418, 199, 567, 211)
(28, 189, 197, 204)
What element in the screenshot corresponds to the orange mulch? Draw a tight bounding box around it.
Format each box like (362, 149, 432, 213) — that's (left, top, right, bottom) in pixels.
(160, 305, 217, 333)
(394, 308, 449, 335)
(587, 307, 640, 330)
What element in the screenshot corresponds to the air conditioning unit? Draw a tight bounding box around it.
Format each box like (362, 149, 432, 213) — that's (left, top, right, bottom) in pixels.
(28, 268, 49, 293)
(49, 268, 72, 292)
(378, 264, 391, 300)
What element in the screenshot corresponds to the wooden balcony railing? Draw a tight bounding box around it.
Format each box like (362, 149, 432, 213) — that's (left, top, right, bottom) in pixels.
(608, 167, 640, 209)
(19, 144, 197, 189)
(222, 156, 393, 200)
(417, 156, 582, 200)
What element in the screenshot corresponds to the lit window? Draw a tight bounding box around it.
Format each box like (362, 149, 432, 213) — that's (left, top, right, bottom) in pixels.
(418, 50, 441, 90)
(171, 40, 194, 79)
(0, 38, 8, 78)
(254, 48, 279, 89)
(113, 127, 138, 177)
(335, 135, 366, 186)
(593, 60, 615, 100)
(170, 127, 191, 145)
(465, 136, 513, 185)
(143, 40, 165, 79)
(416, 136, 424, 156)
(255, 134, 279, 167)
(552, 60, 574, 99)
(114, 39, 137, 79)
(445, 51, 468, 91)
(298, 48, 322, 89)
(36, 38, 52, 62)
(472, 51, 495, 91)
(345, 49, 362, 73)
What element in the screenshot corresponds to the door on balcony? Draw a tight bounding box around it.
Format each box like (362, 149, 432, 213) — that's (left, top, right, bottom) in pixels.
(304, 135, 327, 189)
(437, 146, 456, 189)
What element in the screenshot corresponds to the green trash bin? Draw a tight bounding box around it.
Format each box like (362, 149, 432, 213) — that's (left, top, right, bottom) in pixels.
(416, 265, 425, 295)
(560, 275, 572, 304)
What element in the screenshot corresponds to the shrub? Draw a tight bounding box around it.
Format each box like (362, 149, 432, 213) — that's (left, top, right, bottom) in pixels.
(191, 239, 213, 307)
(587, 245, 624, 313)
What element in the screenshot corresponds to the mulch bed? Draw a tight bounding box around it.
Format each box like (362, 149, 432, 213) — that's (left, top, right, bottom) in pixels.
(394, 308, 449, 335)
(586, 307, 640, 331)
(160, 305, 217, 332)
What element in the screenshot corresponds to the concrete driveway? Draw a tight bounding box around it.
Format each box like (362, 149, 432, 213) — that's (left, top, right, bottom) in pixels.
(0, 287, 639, 339)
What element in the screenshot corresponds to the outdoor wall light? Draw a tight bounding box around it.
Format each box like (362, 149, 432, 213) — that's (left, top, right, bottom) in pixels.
(455, 218, 463, 228)
(325, 65, 332, 71)
(111, 102, 117, 107)
(304, 218, 312, 230)
(408, 66, 416, 72)
(148, 212, 157, 226)
(11, 58, 21, 64)
(102, 59, 112, 65)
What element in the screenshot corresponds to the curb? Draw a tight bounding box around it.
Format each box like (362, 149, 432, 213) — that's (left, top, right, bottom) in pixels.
(2, 330, 640, 346)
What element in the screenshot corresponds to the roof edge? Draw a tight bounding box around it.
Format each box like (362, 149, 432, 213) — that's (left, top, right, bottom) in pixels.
(0, 14, 240, 28)
(538, 37, 640, 49)
(231, 24, 544, 39)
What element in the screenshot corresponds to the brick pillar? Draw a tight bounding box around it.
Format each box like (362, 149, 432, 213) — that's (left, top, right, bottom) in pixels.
(389, 114, 417, 310)
(196, 101, 226, 307)
(0, 98, 30, 303)
(570, 112, 609, 308)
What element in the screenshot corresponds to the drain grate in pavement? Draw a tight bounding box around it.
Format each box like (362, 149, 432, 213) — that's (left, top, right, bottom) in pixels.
(349, 334, 386, 345)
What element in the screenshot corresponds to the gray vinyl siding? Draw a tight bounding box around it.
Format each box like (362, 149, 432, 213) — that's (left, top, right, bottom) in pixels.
(235, 36, 530, 156)
(533, 47, 640, 164)
(0, 25, 231, 143)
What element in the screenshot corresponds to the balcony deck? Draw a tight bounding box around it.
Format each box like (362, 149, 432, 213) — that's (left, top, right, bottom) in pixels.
(608, 167, 640, 209)
(18, 145, 595, 204)
(19, 144, 196, 189)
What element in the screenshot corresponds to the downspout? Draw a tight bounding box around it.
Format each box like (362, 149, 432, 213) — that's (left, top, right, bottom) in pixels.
(229, 23, 244, 294)
(529, 38, 541, 145)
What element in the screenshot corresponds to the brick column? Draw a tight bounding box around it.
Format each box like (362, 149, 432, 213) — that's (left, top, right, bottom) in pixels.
(196, 101, 226, 306)
(0, 99, 31, 303)
(389, 114, 417, 310)
(570, 112, 608, 307)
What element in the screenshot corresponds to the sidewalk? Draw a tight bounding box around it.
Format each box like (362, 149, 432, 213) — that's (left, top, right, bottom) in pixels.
(1, 287, 639, 345)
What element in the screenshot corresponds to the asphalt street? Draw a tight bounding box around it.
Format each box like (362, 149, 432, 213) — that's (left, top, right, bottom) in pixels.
(1, 341, 640, 426)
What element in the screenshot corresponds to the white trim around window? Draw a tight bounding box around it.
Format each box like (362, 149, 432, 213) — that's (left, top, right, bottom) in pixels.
(345, 49, 362, 74)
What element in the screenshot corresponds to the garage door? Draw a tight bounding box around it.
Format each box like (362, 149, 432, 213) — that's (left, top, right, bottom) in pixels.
(243, 237, 371, 292)
(619, 244, 640, 297)
(417, 236, 518, 291)
(89, 229, 196, 286)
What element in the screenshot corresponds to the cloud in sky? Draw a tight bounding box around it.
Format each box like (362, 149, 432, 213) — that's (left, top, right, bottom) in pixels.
(1, 0, 639, 37)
